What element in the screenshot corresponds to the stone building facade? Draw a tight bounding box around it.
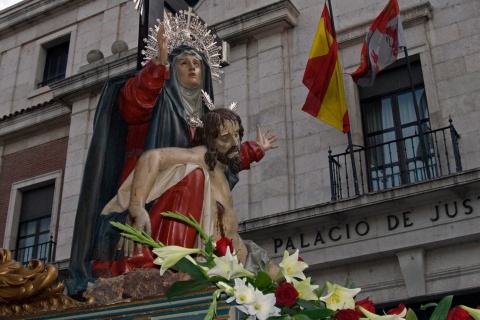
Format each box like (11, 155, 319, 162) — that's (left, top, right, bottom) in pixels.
(0, 0, 479, 309)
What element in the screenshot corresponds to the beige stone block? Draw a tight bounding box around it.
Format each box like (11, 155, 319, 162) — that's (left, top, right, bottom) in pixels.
(251, 175, 288, 203)
(55, 227, 74, 261)
(436, 71, 480, 101)
(65, 149, 87, 169)
(70, 110, 89, 136)
(259, 88, 287, 110)
(432, 0, 480, 29)
(465, 52, 480, 73)
(60, 195, 81, 214)
(229, 43, 247, 62)
(233, 202, 249, 222)
(77, 0, 108, 21)
(258, 57, 283, 78)
(431, 33, 480, 64)
(429, 23, 460, 47)
(294, 152, 326, 176)
(67, 134, 87, 152)
(257, 33, 283, 52)
(62, 177, 83, 199)
(64, 163, 86, 183)
(259, 73, 284, 94)
(78, 14, 104, 36)
(433, 56, 466, 82)
(258, 104, 286, 126)
(262, 194, 289, 216)
(458, 15, 480, 38)
(224, 84, 247, 103)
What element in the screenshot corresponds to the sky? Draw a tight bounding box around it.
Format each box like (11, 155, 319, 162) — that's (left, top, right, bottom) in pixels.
(0, 0, 23, 11)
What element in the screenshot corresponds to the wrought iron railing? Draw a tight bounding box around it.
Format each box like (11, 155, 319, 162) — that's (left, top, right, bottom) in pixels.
(329, 118, 462, 201)
(11, 236, 56, 266)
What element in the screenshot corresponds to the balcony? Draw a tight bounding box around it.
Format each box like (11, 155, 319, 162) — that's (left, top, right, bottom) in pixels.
(10, 236, 56, 266)
(329, 119, 462, 201)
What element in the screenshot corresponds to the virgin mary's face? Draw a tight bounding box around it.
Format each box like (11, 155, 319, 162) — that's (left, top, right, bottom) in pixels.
(175, 54, 202, 89)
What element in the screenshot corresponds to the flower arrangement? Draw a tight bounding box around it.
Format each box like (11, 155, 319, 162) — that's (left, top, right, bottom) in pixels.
(112, 212, 480, 320)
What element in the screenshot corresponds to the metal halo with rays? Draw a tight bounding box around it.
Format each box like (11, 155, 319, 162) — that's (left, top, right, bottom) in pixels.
(186, 90, 238, 128)
(141, 8, 223, 83)
(132, 0, 144, 15)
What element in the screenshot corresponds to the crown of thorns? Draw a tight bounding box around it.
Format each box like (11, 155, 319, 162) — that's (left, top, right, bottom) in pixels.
(140, 8, 223, 83)
(186, 90, 238, 128)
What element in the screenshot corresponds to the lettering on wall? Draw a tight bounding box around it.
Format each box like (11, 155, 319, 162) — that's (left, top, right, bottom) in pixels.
(272, 195, 479, 253)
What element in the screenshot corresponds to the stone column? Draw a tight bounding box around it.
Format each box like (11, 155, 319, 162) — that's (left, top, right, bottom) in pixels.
(55, 94, 95, 265)
(252, 31, 292, 217)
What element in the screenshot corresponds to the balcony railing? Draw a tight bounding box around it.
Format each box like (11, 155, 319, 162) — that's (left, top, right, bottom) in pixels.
(329, 119, 462, 201)
(11, 236, 56, 266)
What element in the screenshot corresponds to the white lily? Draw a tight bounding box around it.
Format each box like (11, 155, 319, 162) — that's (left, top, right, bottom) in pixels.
(207, 249, 255, 280)
(460, 306, 480, 320)
(357, 306, 407, 320)
(227, 278, 256, 305)
(152, 245, 201, 275)
(246, 290, 279, 320)
(320, 281, 361, 310)
(278, 249, 308, 283)
(291, 277, 319, 301)
(216, 281, 235, 296)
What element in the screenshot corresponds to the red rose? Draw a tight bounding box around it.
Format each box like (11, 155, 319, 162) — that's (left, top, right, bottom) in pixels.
(275, 283, 299, 307)
(214, 237, 233, 256)
(447, 307, 472, 320)
(335, 309, 359, 320)
(355, 297, 375, 317)
(387, 304, 407, 315)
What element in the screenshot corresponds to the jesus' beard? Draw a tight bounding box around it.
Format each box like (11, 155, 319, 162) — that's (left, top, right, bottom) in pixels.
(217, 147, 242, 174)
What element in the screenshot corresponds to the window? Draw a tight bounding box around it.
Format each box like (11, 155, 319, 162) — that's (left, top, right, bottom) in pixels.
(15, 184, 54, 265)
(4, 171, 62, 266)
(38, 37, 70, 87)
(360, 55, 435, 192)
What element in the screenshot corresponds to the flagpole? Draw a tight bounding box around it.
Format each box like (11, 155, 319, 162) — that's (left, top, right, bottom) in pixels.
(327, 0, 360, 196)
(402, 46, 432, 179)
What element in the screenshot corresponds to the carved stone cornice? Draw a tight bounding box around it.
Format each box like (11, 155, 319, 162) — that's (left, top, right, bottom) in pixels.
(210, 0, 300, 44)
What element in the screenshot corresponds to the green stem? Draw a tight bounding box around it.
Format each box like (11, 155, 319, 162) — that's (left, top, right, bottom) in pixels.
(161, 211, 209, 241)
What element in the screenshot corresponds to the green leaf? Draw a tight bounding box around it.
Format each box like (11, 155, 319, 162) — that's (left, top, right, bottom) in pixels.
(173, 257, 208, 280)
(204, 290, 220, 320)
(166, 279, 211, 298)
(254, 271, 273, 290)
(160, 212, 209, 241)
(205, 239, 214, 256)
(430, 296, 453, 320)
(406, 308, 418, 320)
(267, 316, 293, 320)
(420, 303, 438, 310)
(298, 308, 336, 319)
(293, 314, 314, 320)
(296, 298, 327, 310)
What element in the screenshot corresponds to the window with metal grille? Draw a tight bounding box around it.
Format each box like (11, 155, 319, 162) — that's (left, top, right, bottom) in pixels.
(15, 184, 54, 264)
(359, 55, 434, 192)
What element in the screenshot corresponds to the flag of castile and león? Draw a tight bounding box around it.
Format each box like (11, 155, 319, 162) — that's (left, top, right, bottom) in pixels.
(351, 0, 406, 87)
(302, 2, 350, 133)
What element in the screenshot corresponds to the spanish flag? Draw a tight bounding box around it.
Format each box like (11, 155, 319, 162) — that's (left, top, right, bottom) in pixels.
(302, 3, 350, 133)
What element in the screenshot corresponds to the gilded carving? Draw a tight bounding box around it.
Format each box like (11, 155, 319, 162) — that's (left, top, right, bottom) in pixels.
(0, 249, 86, 316)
